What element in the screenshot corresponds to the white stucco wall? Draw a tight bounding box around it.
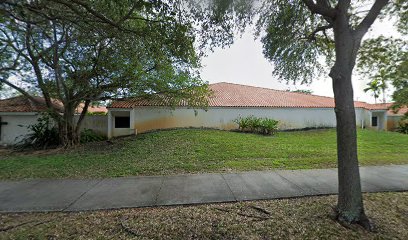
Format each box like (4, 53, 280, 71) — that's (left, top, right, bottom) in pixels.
(0, 113, 39, 146)
(370, 111, 388, 130)
(108, 109, 136, 138)
(107, 107, 373, 137)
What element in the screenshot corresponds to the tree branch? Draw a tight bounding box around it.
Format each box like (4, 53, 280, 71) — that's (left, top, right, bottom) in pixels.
(75, 99, 90, 133)
(305, 24, 333, 41)
(337, 0, 352, 12)
(0, 77, 36, 102)
(354, 0, 390, 39)
(302, 0, 336, 19)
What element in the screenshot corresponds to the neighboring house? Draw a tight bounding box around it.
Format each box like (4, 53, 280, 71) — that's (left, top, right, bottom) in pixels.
(385, 104, 408, 131)
(107, 82, 390, 139)
(0, 96, 107, 146)
(0, 96, 61, 146)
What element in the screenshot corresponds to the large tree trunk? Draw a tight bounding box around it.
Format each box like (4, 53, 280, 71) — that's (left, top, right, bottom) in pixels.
(330, 11, 370, 228)
(58, 103, 80, 147)
(331, 68, 369, 226)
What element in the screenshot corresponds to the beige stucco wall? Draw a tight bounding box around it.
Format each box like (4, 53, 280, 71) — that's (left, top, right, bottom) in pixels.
(74, 115, 108, 136)
(0, 113, 39, 146)
(107, 107, 373, 136)
(387, 115, 403, 131)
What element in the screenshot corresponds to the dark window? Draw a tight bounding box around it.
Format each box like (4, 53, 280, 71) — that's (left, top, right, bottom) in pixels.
(115, 116, 130, 128)
(372, 116, 378, 127)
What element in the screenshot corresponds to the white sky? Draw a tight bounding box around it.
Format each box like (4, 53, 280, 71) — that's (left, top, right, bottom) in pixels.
(200, 18, 399, 104)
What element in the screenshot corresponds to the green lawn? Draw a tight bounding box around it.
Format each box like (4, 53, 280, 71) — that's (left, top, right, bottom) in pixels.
(0, 129, 407, 179)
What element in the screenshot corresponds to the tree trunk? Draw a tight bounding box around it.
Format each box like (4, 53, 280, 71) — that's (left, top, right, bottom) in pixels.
(331, 67, 369, 226)
(330, 12, 370, 229)
(58, 104, 80, 147)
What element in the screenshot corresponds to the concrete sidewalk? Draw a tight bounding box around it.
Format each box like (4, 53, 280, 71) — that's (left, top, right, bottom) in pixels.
(0, 165, 407, 213)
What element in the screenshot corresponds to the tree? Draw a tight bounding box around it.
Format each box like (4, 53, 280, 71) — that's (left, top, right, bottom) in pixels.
(359, 37, 407, 104)
(0, 0, 209, 147)
(357, 4, 408, 108)
(202, 0, 403, 228)
(363, 79, 381, 103)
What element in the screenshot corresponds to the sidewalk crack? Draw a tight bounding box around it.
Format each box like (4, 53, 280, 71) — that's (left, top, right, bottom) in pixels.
(221, 174, 237, 201)
(275, 171, 321, 195)
(154, 177, 165, 205)
(62, 179, 102, 212)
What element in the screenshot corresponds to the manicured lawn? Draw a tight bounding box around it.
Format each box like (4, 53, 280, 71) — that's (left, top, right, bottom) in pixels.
(1, 192, 407, 239)
(0, 129, 407, 179)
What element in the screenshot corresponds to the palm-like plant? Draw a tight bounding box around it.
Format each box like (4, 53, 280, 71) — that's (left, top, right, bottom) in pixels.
(364, 80, 381, 103)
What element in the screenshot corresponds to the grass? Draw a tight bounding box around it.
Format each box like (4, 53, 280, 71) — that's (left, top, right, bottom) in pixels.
(1, 192, 407, 239)
(0, 128, 407, 179)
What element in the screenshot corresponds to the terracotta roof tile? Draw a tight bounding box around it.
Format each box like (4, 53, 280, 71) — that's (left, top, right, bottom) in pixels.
(0, 96, 63, 113)
(75, 103, 108, 114)
(0, 96, 108, 113)
(109, 82, 390, 110)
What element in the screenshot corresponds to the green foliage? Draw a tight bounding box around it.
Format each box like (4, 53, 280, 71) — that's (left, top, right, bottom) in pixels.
(234, 116, 279, 135)
(358, 36, 407, 104)
(16, 114, 59, 150)
(290, 89, 313, 95)
(363, 79, 383, 103)
(0, 0, 212, 146)
(80, 129, 107, 144)
(86, 112, 107, 116)
(397, 115, 408, 134)
(257, 1, 333, 84)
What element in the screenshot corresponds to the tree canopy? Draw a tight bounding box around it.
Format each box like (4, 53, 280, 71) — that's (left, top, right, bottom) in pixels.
(357, 0, 407, 108)
(0, 0, 210, 146)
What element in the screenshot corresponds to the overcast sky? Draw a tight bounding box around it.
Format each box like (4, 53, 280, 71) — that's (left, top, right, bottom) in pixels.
(200, 19, 399, 104)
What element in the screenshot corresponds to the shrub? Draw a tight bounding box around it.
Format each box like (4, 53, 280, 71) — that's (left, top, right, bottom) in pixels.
(234, 116, 279, 135)
(17, 114, 59, 149)
(397, 116, 408, 134)
(259, 118, 279, 135)
(80, 129, 107, 143)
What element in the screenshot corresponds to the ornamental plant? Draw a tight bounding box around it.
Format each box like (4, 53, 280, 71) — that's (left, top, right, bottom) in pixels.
(234, 116, 278, 135)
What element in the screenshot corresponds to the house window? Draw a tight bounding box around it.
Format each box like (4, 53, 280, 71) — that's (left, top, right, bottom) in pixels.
(372, 116, 378, 127)
(115, 116, 130, 128)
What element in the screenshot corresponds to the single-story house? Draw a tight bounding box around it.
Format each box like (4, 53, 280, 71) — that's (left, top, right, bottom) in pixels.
(0, 96, 107, 146)
(107, 82, 391, 138)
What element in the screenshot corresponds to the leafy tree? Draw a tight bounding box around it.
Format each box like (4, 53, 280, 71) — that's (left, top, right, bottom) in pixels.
(359, 37, 407, 104)
(202, 0, 403, 228)
(0, 0, 209, 147)
(363, 79, 381, 103)
(358, 0, 407, 107)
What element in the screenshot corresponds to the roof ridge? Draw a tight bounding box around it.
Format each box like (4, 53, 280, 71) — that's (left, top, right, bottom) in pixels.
(210, 81, 337, 100)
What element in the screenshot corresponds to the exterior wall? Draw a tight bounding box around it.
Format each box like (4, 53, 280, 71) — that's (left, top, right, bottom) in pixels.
(74, 115, 108, 136)
(0, 113, 109, 146)
(108, 109, 135, 138)
(370, 111, 387, 131)
(109, 107, 371, 136)
(387, 115, 403, 131)
(0, 113, 39, 146)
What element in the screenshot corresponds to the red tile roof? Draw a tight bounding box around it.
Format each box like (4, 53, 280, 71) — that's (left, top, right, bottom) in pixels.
(76, 103, 108, 114)
(0, 96, 63, 113)
(380, 103, 408, 116)
(109, 82, 390, 110)
(0, 96, 107, 113)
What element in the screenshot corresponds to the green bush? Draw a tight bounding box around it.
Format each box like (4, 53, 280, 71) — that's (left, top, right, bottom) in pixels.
(17, 114, 59, 149)
(80, 129, 107, 143)
(397, 116, 408, 134)
(234, 116, 279, 135)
